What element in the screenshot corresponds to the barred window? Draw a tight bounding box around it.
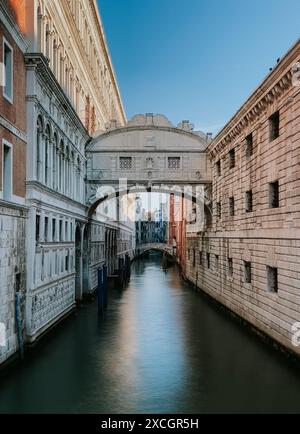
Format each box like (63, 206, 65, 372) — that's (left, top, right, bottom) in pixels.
(267, 266, 278, 293)
(228, 257, 233, 276)
(229, 197, 235, 216)
(245, 190, 253, 213)
(215, 254, 219, 272)
(246, 133, 253, 158)
(244, 261, 251, 283)
(269, 181, 279, 208)
(207, 253, 210, 269)
(120, 157, 132, 170)
(228, 148, 235, 169)
(168, 157, 180, 169)
(269, 111, 280, 141)
(216, 160, 221, 176)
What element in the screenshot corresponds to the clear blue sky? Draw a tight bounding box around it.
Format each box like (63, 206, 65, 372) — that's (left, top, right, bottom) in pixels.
(99, 0, 300, 135)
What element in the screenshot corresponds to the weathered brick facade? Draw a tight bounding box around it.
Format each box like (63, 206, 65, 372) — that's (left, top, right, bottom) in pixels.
(0, 1, 27, 364)
(185, 39, 300, 356)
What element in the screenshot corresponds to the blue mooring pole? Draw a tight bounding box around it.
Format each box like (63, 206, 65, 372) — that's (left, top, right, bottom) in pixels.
(97, 267, 104, 315)
(103, 265, 108, 308)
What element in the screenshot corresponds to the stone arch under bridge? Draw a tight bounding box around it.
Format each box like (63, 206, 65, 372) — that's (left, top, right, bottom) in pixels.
(86, 114, 212, 219)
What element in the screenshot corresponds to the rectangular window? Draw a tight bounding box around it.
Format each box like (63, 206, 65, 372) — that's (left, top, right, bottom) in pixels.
(3, 142, 12, 200)
(36, 215, 40, 242)
(187, 249, 190, 260)
(168, 157, 180, 169)
(120, 157, 132, 170)
(269, 181, 279, 208)
(192, 249, 196, 267)
(65, 251, 69, 271)
(244, 261, 251, 283)
(229, 197, 235, 216)
(59, 220, 63, 241)
(216, 202, 221, 218)
(52, 219, 56, 241)
(246, 133, 253, 157)
(228, 148, 235, 169)
(245, 190, 253, 213)
(267, 266, 278, 293)
(3, 39, 13, 102)
(215, 254, 219, 272)
(207, 253, 210, 269)
(228, 258, 233, 276)
(216, 160, 221, 176)
(65, 221, 68, 241)
(199, 251, 203, 266)
(269, 111, 280, 141)
(44, 217, 48, 241)
(15, 272, 21, 292)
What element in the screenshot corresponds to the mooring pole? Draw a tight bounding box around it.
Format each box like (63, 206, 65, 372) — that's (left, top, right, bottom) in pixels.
(15, 291, 24, 360)
(97, 267, 104, 315)
(103, 265, 108, 308)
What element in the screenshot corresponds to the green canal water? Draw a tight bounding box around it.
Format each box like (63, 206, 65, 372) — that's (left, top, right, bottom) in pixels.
(1, 252, 300, 414)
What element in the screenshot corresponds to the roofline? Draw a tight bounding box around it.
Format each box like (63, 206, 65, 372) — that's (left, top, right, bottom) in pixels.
(91, 125, 209, 144)
(210, 37, 300, 149)
(90, 0, 127, 124)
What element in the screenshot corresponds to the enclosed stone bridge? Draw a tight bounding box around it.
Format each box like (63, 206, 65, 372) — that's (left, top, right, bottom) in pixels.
(135, 243, 174, 257)
(85, 113, 212, 214)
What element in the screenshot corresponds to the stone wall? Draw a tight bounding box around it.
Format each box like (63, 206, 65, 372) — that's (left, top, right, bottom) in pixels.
(0, 204, 27, 365)
(185, 39, 300, 356)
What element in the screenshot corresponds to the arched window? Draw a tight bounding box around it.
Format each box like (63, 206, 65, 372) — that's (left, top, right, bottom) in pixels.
(59, 140, 64, 192)
(36, 116, 43, 181)
(53, 133, 58, 190)
(70, 151, 75, 198)
(45, 23, 50, 59)
(65, 146, 69, 195)
(76, 156, 81, 200)
(60, 49, 64, 84)
(37, 5, 42, 52)
(45, 125, 51, 185)
(65, 65, 69, 95)
(53, 39, 57, 76)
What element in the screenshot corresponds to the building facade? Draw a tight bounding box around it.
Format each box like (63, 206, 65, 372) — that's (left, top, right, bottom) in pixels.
(0, 0, 132, 361)
(185, 39, 300, 356)
(22, 0, 127, 344)
(0, 1, 28, 365)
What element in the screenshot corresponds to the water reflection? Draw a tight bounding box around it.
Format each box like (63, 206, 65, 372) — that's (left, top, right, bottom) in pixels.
(1, 252, 300, 413)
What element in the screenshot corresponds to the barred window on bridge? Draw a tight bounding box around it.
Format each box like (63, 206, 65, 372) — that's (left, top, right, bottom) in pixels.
(120, 157, 132, 170)
(168, 157, 180, 169)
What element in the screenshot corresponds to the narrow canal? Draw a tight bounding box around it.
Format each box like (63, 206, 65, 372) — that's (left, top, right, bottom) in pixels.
(1, 252, 300, 414)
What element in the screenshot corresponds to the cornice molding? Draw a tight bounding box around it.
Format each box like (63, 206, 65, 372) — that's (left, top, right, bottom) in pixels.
(88, 0, 127, 124)
(25, 53, 90, 142)
(0, 115, 27, 143)
(26, 180, 87, 210)
(0, 3, 28, 52)
(89, 125, 208, 149)
(208, 38, 300, 159)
